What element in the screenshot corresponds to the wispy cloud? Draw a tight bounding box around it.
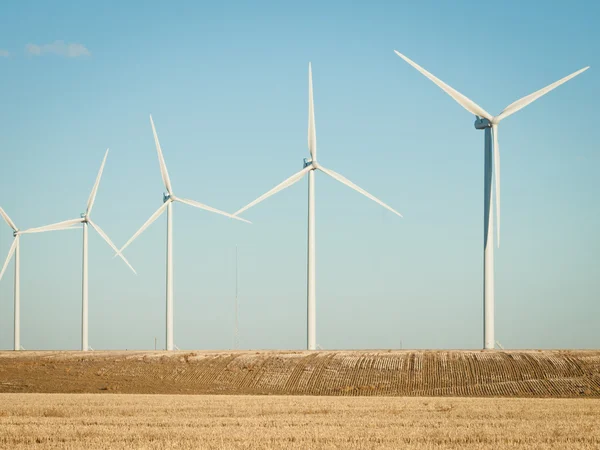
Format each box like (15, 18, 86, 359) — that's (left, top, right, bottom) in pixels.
(0, 49, 9, 57)
(25, 41, 90, 58)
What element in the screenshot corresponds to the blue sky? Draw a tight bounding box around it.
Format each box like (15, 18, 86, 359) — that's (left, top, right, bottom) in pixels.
(0, 1, 598, 350)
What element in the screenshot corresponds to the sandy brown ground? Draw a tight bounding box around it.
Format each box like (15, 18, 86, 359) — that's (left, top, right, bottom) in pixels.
(1, 350, 599, 397)
(0, 394, 598, 449)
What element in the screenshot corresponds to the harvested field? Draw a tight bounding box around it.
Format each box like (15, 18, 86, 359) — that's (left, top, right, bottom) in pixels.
(0, 394, 599, 449)
(0, 350, 599, 397)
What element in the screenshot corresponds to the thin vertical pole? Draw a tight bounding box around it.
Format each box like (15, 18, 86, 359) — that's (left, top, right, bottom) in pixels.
(82, 222, 89, 351)
(14, 238, 20, 351)
(234, 245, 239, 350)
(307, 169, 316, 350)
(166, 201, 174, 351)
(483, 127, 495, 349)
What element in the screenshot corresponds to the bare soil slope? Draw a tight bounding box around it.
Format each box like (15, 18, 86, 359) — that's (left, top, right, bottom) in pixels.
(0, 350, 598, 397)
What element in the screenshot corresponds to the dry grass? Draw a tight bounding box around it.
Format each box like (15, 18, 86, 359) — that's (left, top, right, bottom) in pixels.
(0, 394, 598, 449)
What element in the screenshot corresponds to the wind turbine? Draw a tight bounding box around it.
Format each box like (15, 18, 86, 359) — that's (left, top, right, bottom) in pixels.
(119, 115, 250, 351)
(22, 149, 136, 351)
(0, 207, 80, 350)
(234, 63, 402, 350)
(394, 50, 588, 349)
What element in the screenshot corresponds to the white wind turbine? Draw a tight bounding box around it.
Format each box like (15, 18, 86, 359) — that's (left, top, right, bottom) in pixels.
(234, 63, 402, 350)
(1, 207, 80, 350)
(119, 115, 251, 351)
(22, 149, 136, 351)
(394, 50, 588, 349)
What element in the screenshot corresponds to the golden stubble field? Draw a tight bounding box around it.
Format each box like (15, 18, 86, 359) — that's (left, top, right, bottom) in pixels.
(0, 394, 599, 449)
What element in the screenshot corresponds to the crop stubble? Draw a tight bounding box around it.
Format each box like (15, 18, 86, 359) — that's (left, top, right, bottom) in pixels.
(0, 394, 598, 449)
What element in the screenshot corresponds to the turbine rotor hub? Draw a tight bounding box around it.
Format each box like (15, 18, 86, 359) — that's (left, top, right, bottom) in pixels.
(163, 193, 171, 203)
(303, 158, 318, 170)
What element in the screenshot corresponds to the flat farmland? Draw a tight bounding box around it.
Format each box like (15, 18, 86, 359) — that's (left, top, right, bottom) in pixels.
(0, 394, 599, 449)
(0, 350, 599, 397)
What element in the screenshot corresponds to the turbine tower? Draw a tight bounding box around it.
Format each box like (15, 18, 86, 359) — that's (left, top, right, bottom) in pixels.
(0, 207, 80, 350)
(234, 63, 402, 350)
(23, 149, 136, 351)
(394, 50, 588, 349)
(119, 116, 251, 351)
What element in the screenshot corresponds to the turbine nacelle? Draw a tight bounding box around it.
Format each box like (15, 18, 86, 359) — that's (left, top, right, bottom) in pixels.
(303, 158, 319, 170)
(474, 117, 492, 130)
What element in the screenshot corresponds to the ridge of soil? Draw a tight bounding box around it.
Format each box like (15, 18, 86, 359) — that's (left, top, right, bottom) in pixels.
(1, 349, 599, 397)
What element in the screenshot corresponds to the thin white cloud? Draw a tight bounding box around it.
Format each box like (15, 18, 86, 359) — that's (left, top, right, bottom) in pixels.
(0, 49, 9, 57)
(25, 41, 90, 58)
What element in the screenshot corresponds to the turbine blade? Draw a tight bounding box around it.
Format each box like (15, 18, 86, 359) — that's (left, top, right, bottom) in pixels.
(88, 219, 137, 274)
(31, 225, 82, 232)
(86, 148, 109, 216)
(492, 125, 500, 247)
(394, 50, 493, 121)
(234, 166, 311, 216)
(149, 115, 173, 195)
(496, 66, 589, 122)
(119, 201, 169, 254)
(21, 218, 84, 234)
(176, 197, 251, 224)
(0, 237, 18, 282)
(308, 62, 317, 161)
(317, 165, 403, 217)
(0, 207, 17, 231)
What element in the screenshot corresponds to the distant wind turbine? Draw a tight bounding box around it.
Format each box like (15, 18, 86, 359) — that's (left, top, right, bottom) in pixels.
(234, 63, 402, 350)
(119, 116, 251, 351)
(22, 149, 136, 351)
(394, 50, 588, 349)
(0, 208, 80, 350)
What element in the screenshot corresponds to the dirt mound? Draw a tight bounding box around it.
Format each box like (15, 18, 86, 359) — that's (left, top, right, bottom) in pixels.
(1, 350, 599, 397)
